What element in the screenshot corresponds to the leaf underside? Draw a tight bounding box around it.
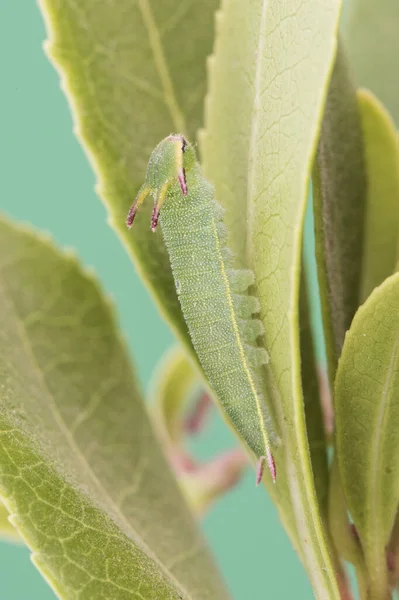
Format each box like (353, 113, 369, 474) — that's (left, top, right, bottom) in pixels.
(312, 42, 367, 381)
(0, 216, 229, 600)
(299, 272, 328, 516)
(201, 0, 342, 598)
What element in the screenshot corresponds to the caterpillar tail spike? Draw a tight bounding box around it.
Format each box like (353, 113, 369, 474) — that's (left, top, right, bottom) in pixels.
(127, 135, 278, 486)
(256, 451, 277, 486)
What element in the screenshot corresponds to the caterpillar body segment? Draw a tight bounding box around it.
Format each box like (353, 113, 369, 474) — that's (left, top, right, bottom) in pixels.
(127, 135, 277, 483)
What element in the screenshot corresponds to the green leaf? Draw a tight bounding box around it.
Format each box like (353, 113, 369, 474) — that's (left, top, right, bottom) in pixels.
(0, 500, 20, 543)
(358, 89, 399, 303)
(328, 458, 368, 599)
(0, 216, 230, 600)
(387, 511, 399, 587)
(151, 345, 199, 449)
(299, 273, 328, 515)
(335, 272, 399, 600)
(37, 0, 219, 353)
(151, 347, 247, 516)
(202, 1, 342, 598)
(300, 271, 352, 599)
(343, 0, 399, 125)
(312, 43, 367, 382)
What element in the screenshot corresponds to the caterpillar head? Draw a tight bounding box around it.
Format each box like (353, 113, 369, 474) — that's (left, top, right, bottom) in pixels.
(126, 134, 196, 232)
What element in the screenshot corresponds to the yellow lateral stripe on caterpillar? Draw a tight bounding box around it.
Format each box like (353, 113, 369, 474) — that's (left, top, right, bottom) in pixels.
(126, 134, 276, 483)
(209, 200, 276, 483)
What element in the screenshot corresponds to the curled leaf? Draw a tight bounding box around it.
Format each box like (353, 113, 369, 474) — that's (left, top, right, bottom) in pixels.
(313, 42, 367, 381)
(181, 449, 248, 517)
(151, 346, 247, 516)
(358, 89, 399, 302)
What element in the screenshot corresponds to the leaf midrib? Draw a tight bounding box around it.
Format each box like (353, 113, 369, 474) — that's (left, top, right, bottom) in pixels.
(368, 327, 399, 557)
(0, 275, 189, 600)
(246, 0, 267, 262)
(137, 0, 187, 134)
(243, 2, 339, 595)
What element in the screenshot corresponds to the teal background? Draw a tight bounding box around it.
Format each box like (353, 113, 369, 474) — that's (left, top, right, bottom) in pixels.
(0, 3, 319, 599)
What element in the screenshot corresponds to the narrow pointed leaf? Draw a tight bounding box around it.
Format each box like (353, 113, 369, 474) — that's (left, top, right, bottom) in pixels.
(312, 43, 366, 381)
(300, 273, 328, 515)
(358, 89, 399, 302)
(38, 0, 218, 352)
(0, 216, 229, 600)
(151, 346, 199, 449)
(202, 1, 342, 597)
(301, 261, 349, 599)
(328, 459, 362, 566)
(328, 459, 368, 599)
(343, 0, 399, 125)
(335, 272, 399, 599)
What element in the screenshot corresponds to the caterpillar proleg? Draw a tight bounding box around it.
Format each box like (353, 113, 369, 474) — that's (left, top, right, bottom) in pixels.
(127, 135, 277, 483)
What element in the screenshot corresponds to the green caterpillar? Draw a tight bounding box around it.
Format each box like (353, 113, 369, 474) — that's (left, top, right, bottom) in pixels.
(127, 135, 277, 484)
